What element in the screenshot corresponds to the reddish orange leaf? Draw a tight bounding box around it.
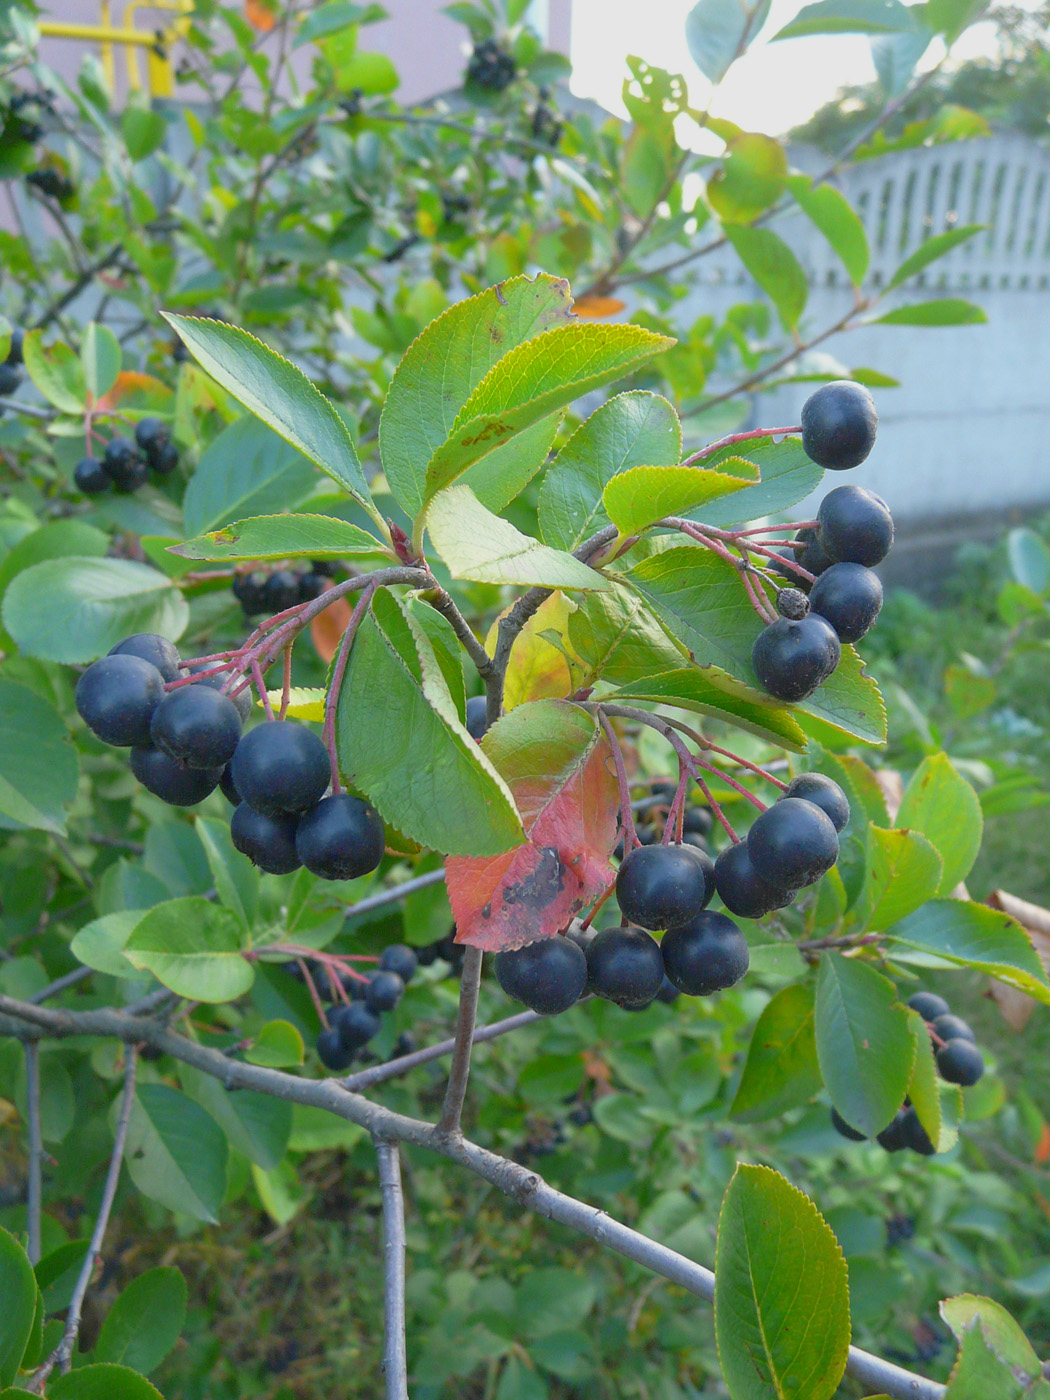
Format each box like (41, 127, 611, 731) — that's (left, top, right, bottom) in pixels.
(573, 296, 626, 320)
(245, 0, 277, 31)
(446, 700, 618, 951)
(1036, 1122, 1050, 1165)
(94, 371, 172, 414)
(309, 588, 346, 664)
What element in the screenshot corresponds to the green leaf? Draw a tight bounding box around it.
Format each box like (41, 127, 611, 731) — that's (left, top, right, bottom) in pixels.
(0, 681, 78, 836)
(81, 323, 121, 402)
(925, 0, 985, 42)
(539, 391, 682, 552)
(715, 1164, 850, 1400)
(897, 752, 983, 894)
(602, 458, 758, 536)
(888, 899, 1050, 1004)
(942, 1322, 1038, 1400)
(695, 435, 824, 527)
(162, 314, 378, 522)
(174, 513, 382, 563)
(125, 1083, 228, 1223)
(1007, 527, 1050, 595)
(686, 0, 771, 81)
(379, 273, 575, 518)
(121, 103, 167, 159)
(886, 225, 983, 290)
(123, 897, 254, 1002)
(22, 331, 85, 413)
(906, 1009, 960, 1153)
(940, 1295, 1043, 1378)
(874, 298, 986, 326)
(181, 415, 320, 537)
(606, 670, 807, 751)
(3, 558, 187, 664)
(195, 816, 258, 930)
(856, 826, 943, 930)
(0, 1227, 35, 1387)
(423, 321, 675, 509)
(180, 1068, 291, 1170)
(787, 175, 869, 286)
(70, 911, 143, 979)
(426, 485, 610, 591)
(335, 48, 398, 93)
(49, 1364, 164, 1400)
(565, 582, 689, 687)
(336, 589, 523, 857)
(95, 1266, 187, 1373)
(622, 128, 671, 218)
(730, 984, 821, 1122)
(775, 0, 919, 37)
(815, 952, 914, 1137)
(709, 130, 788, 225)
(246, 1019, 305, 1068)
(724, 226, 808, 331)
(872, 27, 933, 98)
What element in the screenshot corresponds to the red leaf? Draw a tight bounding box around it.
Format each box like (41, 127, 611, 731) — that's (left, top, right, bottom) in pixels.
(446, 700, 618, 951)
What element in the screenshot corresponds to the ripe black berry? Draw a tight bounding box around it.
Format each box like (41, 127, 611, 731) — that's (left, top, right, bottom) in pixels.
(149, 439, 179, 475)
(232, 571, 268, 617)
(817, 485, 894, 567)
(465, 695, 488, 740)
(466, 38, 516, 91)
(660, 910, 749, 996)
(134, 417, 169, 453)
(219, 765, 240, 805)
(932, 1014, 975, 1044)
(298, 572, 327, 603)
(365, 971, 404, 1012)
(0, 362, 19, 396)
(831, 1107, 866, 1141)
(747, 798, 839, 890)
(585, 925, 665, 1008)
(876, 1109, 908, 1152)
(101, 437, 147, 492)
(776, 587, 809, 620)
(782, 773, 850, 832)
(109, 633, 181, 684)
(800, 380, 878, 470)
(74, 456, 109, 494)
(130, 746, 222, 805)
(615, 844, 709, 930)
(6, 328, 24, 366)
(231, 803, 301, 874)
(682, 805, 712, 837)
(316, 1027, 352, 1071)
(75, 654, 165, 746)
(150, 684, 243, 768)
(262, 569, 302, 614)
(231, 720, 330, 815)
(901, 1106, 935, 1156)
(809, 563, 883, 644)
(332, 1001, 382, 1050)
(907, 991, 951, 1022)
(752, 614, 840, 702)
(494, 935, 587, 1016)
(186, 664, 252, 722)
(379, 945, 418, 984)
(793, 526, 832, 580)
(295, 793, 385, 880)
(656, 976, 679, 1004)
(565, 918, 597, 955)
(935, 1038, 984, 1086)
(713, 840, 792, 919)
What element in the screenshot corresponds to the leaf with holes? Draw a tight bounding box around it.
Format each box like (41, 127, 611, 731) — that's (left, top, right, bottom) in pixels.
(602, 458, 758, 536)
(446, 700, 618, 951)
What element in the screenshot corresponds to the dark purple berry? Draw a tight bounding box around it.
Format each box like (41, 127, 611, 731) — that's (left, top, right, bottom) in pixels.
(615, 844, 709, 930)
(298, 572, 327, 602)
(809, 563, 883, 644)
(782, 773, 850, 832)
(494, 935, 587, 1016)
(752, 614, 840, 703)
(817, 484, 893, 566)
(130, 746, 222, 806)
(75, 654, 165, 747)
(661, 910, 749, 996)
(932, 1014, 975, 1045)
(800, 380, 878, 470)
(831, 1107, 866, 1141)
(231, 720, 330, 815)
(219, 764, 240, 805)
(332, 1001, 382, 1051)
(746, 797, 839, 891)
(231, 803, 301, 874)
(108, 633, 181, 684)
(584, 925, 664, 1008)
(907, 991, 950, 1022)
(901, 1106, 936, 1156)
(465, 695, 488, 740)
(295, 793, 385, 880)
(262, 569, 302, 614)
(150, 684, 242, 769)
(74, 456, 109, 494)
(877, 1109, 909, 1153)
(936, 1038, 984, 1086)
(713, 840, 792, 920)
(316, 1027, 353, 1070)
(101, 437, 146, 491)
(186, 664, 252, 722)
(365, 971, 404, 1012)
(379, 945, 418, 984)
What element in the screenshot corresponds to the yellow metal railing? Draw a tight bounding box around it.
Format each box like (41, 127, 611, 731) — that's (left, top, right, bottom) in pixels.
(40, 0, 194, 98)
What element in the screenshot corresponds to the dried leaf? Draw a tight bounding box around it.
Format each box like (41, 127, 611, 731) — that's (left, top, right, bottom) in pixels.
(572, 296, 627, 320)
(245, 0, 277, 31)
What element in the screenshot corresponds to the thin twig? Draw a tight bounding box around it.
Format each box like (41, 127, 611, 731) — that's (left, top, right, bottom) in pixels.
(343, 1007, 541, 1093)
(28, 965, 92, 1004)
(436, 946, 484, 1139)
(343, 868, 445, 921)
(374, 1139, 409, 1400)
(24, 1042, 42, 1264)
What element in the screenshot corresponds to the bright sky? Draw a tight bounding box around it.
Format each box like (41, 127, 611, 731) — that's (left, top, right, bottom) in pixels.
(566, 0, 1027, 136)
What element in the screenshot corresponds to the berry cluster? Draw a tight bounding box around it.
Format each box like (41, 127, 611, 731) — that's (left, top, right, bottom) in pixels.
(233, 562, 331, 620)
(714, 773, 847, 919)
(466, 38, 517, 91)
(753, 383, 890, 703)
(73, 632, 386, 883)
(311, 945, 419, 1071)
(26, 166, 73, 201)
(75, 419, 179, 497)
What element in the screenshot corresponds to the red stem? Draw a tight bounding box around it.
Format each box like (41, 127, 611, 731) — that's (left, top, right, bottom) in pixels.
(732, 520, 819, 538)
(662, 763, 690, 845)
(298, 958, 328, 1029)
(693, 754, 767, 812)
(253, 660, 275, 720)
(681, 424, 802, 468)
(740, 567, 778, 624)
(703, 742, 789, 791)
(323, 581, 377, 795)
(279, 644, 292, 721)
(598, 710, 640, 852)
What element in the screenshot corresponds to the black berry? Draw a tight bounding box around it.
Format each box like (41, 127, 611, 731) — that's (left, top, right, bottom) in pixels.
(585, 925, 664, 1008)
(782, 773, 850, 832)
(316, 1027, 352, 1071)
(466, 38, 516, 91)
(793, 526, 832, 581)
(74, 456, 109, 494)
(150, 684, 243, 769)
(101, 437, 147, 492)
(231, 720, 330, 815)
(218, 765, 240, 805)
(130, 746, 222, 805)
(231, 803, 301, 874)
(332, 1001, 382, 1051)
(901, 1106, 936, 1156)
(494, 935, 587, 1016)
(149, 439, 180, 475)
(817, 485, 893, 566)
(682, 806, 712, 837)
(365, 971, 404, 1012)
(752, 614, 840, 703)
(298, 572, 327, 603)
(295, 793, 385, 880)
(134, 417, 169, 453)
(660, 910, 749, 996)
(379, 945, 418, 984)
(108, 633, 181, 684)
(262, 569, 302, 614)
(809, 564, 883, 644)
(186, 664, 252, 722)
(0, 362, 19, 396)
(932, 1014, 975, 1044)
(831, 1107, 866, 1141)
(800, 380, 878, 470)
(75, 654, 165, 747)
(232, 572, 268, 617)
(747, 798, 839, 890)
(615, 844, 709, 930)
(876, 1109, 909, 1152)
(465, 695, 489, 740)
(656, 976, 680, 1004)
(935, 1038, 984, 1086)
(907, 991, 951, 1022)
(713, 840, 792, 919)
(6, 328, 24, 365)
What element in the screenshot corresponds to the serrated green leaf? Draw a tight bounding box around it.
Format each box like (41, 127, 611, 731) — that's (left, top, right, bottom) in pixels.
(49, 1365, 164, 1400)
(715, 1164, 850, 1400)
(246, 1019, 305, 1068)
(0, 1227, 35, 1387)
(3, 557, 187, 664)
(887, 225, 983, 290)
(423, 321, 675, 508)
(0, 680, 77, 836)
(95, 1266, 187, 1374)
(163, 314, 379, 522)
(874, 298, 986, 326)
(174, 513, 382, 563)
(941, 1295, 1043, 1377)
(426, 485, 610, 590)
(124, 1084, 227, 1223)
(815, 952, 914, 1137)
(539, 391, 682, 551)
(906, 1007, 960, 1152)
(124, 897, 254, 1002)
(81, 322, 121, 402)
(686, 0, 771, 81)
(692, 435, 823, 527)
(606, 669, 807, 750)
(724, 226, 808, 331)
(565, 582, 688, 687)
(22, 330, 85, 413)
(897, 752, 983, 894)
(943, 1322, 1034, 1400)
(857, 826, 943, 930)
(730, 984, 821, 1121)
(181, 415, 319, 537)
(602, 458, 758, 536)
(888, 899, 1050, 1004)
(787, 174, 870, 286)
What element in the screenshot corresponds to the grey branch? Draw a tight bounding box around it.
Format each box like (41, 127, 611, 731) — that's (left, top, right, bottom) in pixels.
(343, 1006, 541, 1094)
(24, 1042, 42, 1265)
(436, 945, 484, 1139)
(375, 1139, 409, 1400)
(0, 995, 945, 1400)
